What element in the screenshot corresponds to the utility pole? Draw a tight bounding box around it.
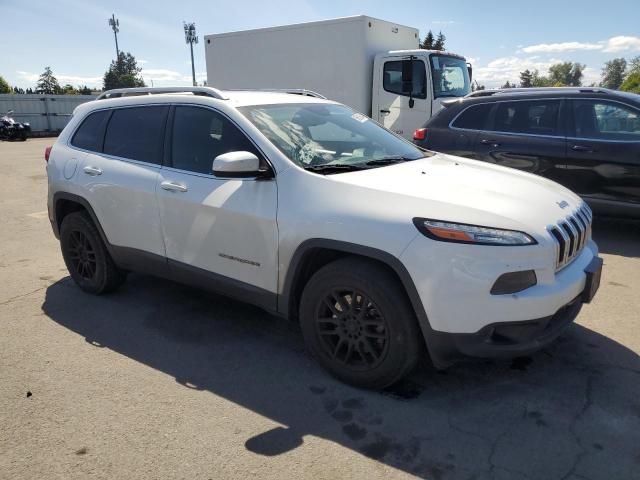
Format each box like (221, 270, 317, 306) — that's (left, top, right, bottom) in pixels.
(184, 22, 198, 86)
(108, 14, 120, 60)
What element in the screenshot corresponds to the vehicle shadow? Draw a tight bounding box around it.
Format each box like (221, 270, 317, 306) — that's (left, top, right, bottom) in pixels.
(42, 276, 640, 480)
(592, 217, 640, 258)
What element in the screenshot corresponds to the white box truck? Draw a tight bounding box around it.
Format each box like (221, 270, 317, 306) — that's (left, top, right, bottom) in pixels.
(205, 15, 472, 139)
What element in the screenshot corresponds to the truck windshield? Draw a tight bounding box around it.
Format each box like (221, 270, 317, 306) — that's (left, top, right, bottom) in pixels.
(239, 103, 427, 172)
(430, 54, 471, 98)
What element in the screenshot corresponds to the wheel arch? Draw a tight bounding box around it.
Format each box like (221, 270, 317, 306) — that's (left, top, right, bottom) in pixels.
(280, 239, 447, 364)
(52, 192, 111, 253)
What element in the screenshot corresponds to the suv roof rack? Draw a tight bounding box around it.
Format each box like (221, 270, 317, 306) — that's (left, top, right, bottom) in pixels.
(466, 87, 613, 98)
(96, 86, 229, 100)
(227, 88, 327, 99)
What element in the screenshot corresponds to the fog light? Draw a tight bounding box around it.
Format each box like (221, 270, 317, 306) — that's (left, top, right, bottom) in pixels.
(490, 270, 537, 295)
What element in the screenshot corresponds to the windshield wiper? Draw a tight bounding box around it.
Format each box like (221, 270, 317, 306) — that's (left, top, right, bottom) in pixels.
(364, 156, 412, 166)
(303, 164, 368, 174)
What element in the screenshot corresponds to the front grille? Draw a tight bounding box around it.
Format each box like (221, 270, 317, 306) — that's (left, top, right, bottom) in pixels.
(548, 204, 592, 271)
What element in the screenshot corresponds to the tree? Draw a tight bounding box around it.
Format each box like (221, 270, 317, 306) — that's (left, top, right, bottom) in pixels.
(36, 66, 62, 94)
(501, 80, 516, 89)
(433, 31, 446, 51)
(620, 71, 640, 94)
(519, 69, 533, 88)
(600, 58, 627, 90)
(62, 84, 78, 95)
(472, 81, 485, 92)
(13, 86, 25, 94)
(103, 52, 146, 91)
(627, 56, 640, 75)
(0, 75, 11, 94)
(548, 62, 584, 87)
(421, 30, 435, 49)
(530, 69, 551, 87)
(78, 85, 92, 95)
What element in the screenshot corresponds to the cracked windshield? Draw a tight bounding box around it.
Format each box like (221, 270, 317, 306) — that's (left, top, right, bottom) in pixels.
(240, 103, 427, 172)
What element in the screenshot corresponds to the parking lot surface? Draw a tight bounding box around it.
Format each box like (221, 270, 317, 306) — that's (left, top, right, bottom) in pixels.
(1, 138, 639, 480)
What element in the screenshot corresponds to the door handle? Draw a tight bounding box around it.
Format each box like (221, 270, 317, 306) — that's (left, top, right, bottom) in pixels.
(480, 139, 501, 147)
(380, 109, 390, 115)
(160, 180, 188, 193)
(572, 145, 595, 153)
(83, 166, 102, 176)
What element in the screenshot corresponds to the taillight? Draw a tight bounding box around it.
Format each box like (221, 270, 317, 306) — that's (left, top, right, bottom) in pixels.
(413, 128, 427, 141)
(44, 146, 52, 162)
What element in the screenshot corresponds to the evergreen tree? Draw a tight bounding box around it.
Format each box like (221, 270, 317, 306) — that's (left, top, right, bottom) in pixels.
(519, 69, 533, 88)
(600, 58, 627, 90)
(433, 31, 446, 51)
(36, 67, 62, 94)
(103, 52, 146, 91)
(421, 30, 435, 49)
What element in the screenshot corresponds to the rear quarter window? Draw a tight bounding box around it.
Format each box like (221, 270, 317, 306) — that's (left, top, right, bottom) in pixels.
(451, 103, 493, 130)
(70, 110, 110, 152)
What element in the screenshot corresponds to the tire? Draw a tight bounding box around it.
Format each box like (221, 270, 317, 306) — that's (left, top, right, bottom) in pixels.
(299, 257, 421, 389)
(59, 211, 126, 294)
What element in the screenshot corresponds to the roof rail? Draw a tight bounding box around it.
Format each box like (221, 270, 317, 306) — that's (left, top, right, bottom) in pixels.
(96, 86, 229, 100)
(227, 88, 327, 99)
(466, 86, 612, 98)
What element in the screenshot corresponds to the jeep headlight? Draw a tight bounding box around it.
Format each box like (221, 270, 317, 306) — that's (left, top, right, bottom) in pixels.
(413, 218, 536, 246)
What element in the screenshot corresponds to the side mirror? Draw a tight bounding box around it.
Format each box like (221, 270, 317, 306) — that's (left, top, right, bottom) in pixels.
(212, 151, 272, 179)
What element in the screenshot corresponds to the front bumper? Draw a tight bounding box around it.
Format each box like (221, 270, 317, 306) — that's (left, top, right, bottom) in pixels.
(426, 294, 583, 366)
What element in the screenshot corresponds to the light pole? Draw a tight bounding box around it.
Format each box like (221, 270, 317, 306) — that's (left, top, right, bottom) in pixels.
(184, 22, 198, 86)
(108, 14, 120, 60)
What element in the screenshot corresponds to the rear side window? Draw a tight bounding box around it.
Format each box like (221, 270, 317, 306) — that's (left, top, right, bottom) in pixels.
(493, 100, 561, 136)
(573, 100, 640, 140)
(71, 110, 109, 151)
(103, 106, 169, 164)
(451, 103, 493, 130)
(171, 106, 261, 174)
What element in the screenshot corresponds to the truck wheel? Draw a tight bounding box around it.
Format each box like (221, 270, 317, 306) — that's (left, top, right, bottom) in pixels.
(60, 211, 126, 294)
(299, 257, 421, 389)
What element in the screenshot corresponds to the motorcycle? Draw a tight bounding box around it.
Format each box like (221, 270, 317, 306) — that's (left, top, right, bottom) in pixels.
(0, 110, 30, 141)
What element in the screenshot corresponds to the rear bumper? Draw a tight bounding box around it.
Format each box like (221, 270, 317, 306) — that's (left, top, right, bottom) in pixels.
(426, 295, 582, 366)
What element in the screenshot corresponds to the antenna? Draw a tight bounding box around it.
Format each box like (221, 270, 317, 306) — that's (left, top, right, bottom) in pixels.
(184, 22, 199, 87)
(108, 14, 120, 59)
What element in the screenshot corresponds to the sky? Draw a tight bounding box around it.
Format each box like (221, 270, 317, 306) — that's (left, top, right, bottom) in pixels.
(2, 0, 640, 90)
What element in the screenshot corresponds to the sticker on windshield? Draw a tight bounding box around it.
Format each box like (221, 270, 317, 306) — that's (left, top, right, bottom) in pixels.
(351, 113, 368, 123)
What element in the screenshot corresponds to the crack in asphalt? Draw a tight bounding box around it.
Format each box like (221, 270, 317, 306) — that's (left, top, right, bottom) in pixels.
(0, 286, 47, 306)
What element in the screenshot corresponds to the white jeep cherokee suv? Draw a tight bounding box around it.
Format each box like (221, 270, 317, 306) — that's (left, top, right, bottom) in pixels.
(47, 86, 602, 389)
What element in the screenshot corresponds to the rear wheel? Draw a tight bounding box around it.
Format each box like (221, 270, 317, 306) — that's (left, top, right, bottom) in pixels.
(60, 211, 125, 294)
(299, 257, 421, 389)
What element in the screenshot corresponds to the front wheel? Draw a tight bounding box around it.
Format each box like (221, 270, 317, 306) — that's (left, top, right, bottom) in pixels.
(299, 257, 421, 389)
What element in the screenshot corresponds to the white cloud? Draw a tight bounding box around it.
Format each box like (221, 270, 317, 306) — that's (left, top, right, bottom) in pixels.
(473, 56, 563, 87)
(603, 36, 640, 52)
(521, 35, 640, 54)
(17, 70, 102, 87)
(522, 41, 602, 53)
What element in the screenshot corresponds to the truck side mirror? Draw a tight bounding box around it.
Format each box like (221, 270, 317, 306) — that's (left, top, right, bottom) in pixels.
(467, 63, 473, 82)
(401, 60, 413, 84)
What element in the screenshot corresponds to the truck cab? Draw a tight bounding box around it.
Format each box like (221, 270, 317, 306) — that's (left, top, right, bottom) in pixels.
(372, 50, 472, 138)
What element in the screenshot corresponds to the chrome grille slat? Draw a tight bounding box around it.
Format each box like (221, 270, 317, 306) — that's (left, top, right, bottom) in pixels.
(548, 204, 593, 271)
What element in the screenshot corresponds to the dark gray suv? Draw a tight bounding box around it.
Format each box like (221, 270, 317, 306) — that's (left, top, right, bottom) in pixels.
(413, 87, 640, 218)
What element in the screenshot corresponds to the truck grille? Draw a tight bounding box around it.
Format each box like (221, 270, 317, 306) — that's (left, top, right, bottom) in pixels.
(548, 204, 592, 271)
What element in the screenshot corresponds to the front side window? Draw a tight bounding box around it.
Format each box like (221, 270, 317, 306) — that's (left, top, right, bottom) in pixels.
(430, 55, 471, 99)
(71, 110, 109, 152)
(383, 60, 427, 99)
(451, 103, 493, 130)
(239, 103, 426, 170)
(573, 100, 640, 141)
(493, 100, 561, 136)
(103, 106, 168, 164)
(171, 106, 260, 174)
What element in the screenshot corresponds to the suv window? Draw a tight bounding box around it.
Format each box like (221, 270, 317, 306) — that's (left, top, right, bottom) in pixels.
(383, 60, 427, 99)
(451, 103, 493, 130)
(573, 100, 640, 141)
(103, 106, 169, 164)
(493, 100, 561, 136)
(71, 110, 109, 152)
(171, 106, 260, 174)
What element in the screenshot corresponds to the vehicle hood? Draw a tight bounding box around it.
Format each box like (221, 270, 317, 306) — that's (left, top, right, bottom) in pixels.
(330, 153, 583, 239)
